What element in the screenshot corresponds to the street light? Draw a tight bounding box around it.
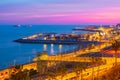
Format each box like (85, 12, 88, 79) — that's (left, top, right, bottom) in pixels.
(77, 70, 80, 80)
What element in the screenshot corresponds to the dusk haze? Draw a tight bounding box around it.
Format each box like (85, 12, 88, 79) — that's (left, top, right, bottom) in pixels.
(0, 0, 120, 24)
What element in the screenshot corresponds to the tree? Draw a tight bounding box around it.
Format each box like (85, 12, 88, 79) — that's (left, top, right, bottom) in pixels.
(36, 51, 48, 73)
(11, 70, 26, 80)
(111, 40, 120, 66)
(47, 72, 57, 80)
(14, 64, 23, 71)
(10, 69, 37, 80)
(95, 57, 103, 80)
(96, 64, 120, 80)
(57, 64, 67, 80)
(29, 69, 37, 77)
(73, 63, 86, 80)
(36, 51, 48, 79)
(91, 57, 103, 80)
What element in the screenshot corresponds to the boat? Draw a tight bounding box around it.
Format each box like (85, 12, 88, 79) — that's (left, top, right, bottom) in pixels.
(14, 24, 21, 27)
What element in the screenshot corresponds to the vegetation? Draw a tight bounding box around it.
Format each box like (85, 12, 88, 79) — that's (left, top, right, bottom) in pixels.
(47, 71, 57, 80)
(57, 64, 67, 80)
(91, 57, 103, 80)
(37, 51, 48, 57)
(95, 63, 120, 80)
(73, 63, 86, 80)
(9, 69, 37, 80)
(14, 64, 23, 71)
(29, 69, 37, 77)
(36, 51, 48, 73)
(89, 44, 95, 49)
(111, 40, 120, 66)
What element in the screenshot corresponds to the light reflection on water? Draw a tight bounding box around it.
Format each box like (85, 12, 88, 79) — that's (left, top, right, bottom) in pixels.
(0, 25, 85, 69)
(50, 44, 55, 55)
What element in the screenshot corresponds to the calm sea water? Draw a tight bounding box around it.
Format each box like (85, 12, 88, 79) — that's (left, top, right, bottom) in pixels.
(0, 25, 86, 69)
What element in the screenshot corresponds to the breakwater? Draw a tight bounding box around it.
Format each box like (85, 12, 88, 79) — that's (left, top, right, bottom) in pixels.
(14, 39, 97, 44)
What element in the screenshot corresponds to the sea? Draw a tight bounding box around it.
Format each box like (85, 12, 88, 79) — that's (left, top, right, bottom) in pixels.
(0, 25, 86, 70)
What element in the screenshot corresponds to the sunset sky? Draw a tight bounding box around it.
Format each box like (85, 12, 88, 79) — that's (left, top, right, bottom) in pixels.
(0, 0, 120, 24)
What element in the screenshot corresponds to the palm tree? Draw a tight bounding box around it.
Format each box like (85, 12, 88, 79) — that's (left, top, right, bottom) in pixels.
(111, 40, 120, 66)
(73, 63, 86, 80)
